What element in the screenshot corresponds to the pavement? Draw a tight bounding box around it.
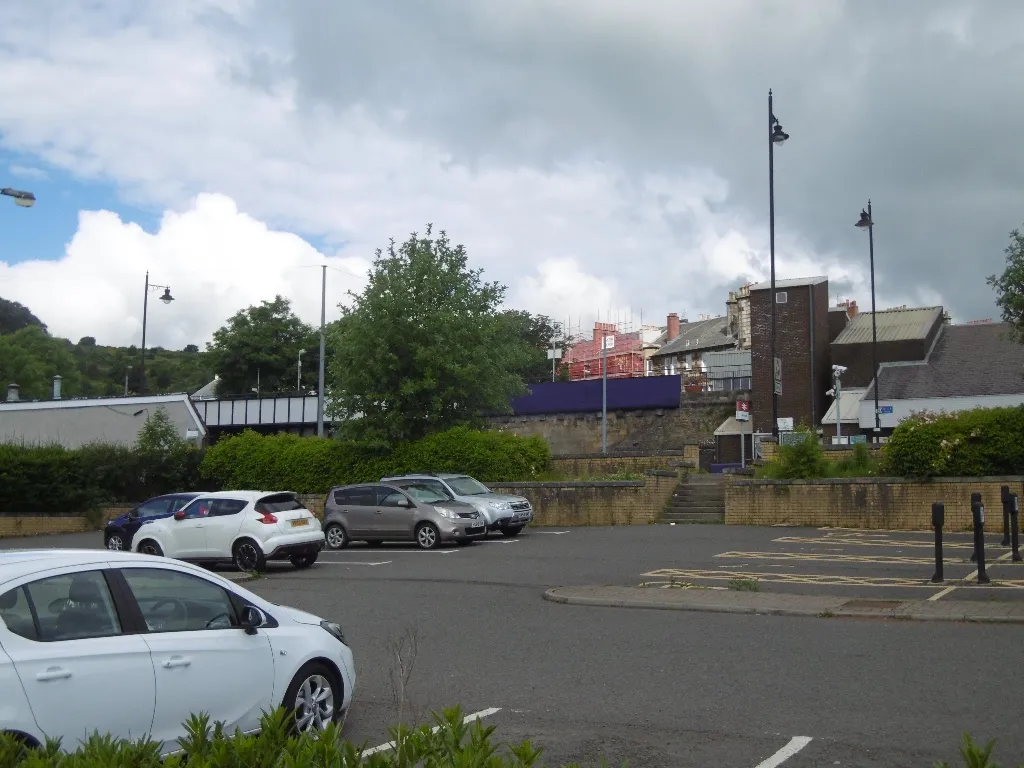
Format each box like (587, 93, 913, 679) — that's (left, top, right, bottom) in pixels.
(3, 525, 1024, 766)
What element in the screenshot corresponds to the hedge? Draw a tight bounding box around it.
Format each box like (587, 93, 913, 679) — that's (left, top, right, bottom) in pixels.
(199, 426, 551, 494)
(0, 442, 206, 515)
(883, 406, 1024, 478)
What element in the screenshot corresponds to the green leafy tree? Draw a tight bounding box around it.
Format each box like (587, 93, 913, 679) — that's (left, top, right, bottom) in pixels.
(987, 225, 1024, 340)
(0, 325, 81, 399)
(327, 225, 533, 446)
(499, 311, 575, 384)
(135, 407, 185, 454)
(206, 296, 317, 396)
(0, 296, 46, 335)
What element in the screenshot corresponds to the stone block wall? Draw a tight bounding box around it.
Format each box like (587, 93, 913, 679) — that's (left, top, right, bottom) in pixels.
(726, 476, 1024, 530)
(549, 449, 695, 478)
(0, 506, 128, 539)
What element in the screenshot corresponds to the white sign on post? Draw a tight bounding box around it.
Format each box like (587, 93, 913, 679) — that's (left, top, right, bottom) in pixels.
(546, 348, 563, 360)
(735, 400, 750, 422)
(602, 335, 615, 350)
(777, 417, 794, 432)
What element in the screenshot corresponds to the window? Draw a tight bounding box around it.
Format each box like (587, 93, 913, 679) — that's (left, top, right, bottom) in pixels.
(775, 291, 788, 304)
(22, 571, 122, 641)
(170, 497, 195, 513)
(400, 484, 449, 504)
(333, 487, 376, 506)
(208, 499, 248, 517)
(445, 476, 490, 496)
(255, 494, 304, 515)
(136, 498, 172, 519)
(380, 491, 411, 507)
(181, 498, 213, 518)
(0, 586, 37, 640)
(121, 568, 239, 633)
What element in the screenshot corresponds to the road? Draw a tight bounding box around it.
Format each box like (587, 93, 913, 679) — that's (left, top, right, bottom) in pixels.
(3, 525, 1022, 766)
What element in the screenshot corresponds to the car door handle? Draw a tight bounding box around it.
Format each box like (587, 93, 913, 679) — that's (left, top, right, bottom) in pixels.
(162, 656, 192, 669)
(374, 510, 383, 515)
(36, 666, 72, 681)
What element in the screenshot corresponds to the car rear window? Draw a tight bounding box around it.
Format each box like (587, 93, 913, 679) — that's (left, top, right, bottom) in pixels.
(333, 487, 376, 506)
(256, 494, 306, 514)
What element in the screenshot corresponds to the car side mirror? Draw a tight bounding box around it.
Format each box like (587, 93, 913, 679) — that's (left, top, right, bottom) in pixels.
(128, 509, 139, 520)
(240, 606, 265, 635)
(174, 510, 186, 521)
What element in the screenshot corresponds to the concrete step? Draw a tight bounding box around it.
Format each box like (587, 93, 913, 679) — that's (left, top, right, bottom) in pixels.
(661, 511, 725, 524)
(684, 474, 727, 485)
(673, 488, 725, 498)
(669, 504, 724, 515)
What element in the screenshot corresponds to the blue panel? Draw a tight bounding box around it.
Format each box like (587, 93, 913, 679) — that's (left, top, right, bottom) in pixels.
(508, 376, 681, 415)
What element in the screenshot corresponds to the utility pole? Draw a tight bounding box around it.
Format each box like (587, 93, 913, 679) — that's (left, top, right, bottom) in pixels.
(317, 264, 326, 437)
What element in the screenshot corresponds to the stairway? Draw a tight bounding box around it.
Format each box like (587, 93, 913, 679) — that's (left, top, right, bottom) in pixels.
(662, 473, 726, 523)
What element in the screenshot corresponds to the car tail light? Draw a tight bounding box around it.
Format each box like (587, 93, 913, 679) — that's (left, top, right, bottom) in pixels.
(258, 512, 278, 524)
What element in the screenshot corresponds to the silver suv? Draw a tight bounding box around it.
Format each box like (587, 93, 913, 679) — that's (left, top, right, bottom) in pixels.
(380, 473, 533, 537)
(322, 481, 486, 550)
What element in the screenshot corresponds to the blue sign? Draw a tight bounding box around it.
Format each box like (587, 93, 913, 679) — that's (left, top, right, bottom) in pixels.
(880, 405, 894, 414)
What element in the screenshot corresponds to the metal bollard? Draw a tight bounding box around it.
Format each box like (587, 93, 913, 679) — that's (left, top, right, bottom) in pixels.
(1001, 485, 1011, 546)
(1012, 493, 1022, 563)
(971, 492, 990, 584)
(931, 501, 944, 583)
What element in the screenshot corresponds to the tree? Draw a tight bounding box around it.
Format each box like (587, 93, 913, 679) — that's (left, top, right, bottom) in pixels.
(206, 296, 317, 396)
(987, 225, 1024, 340)
(135, 407, 184, 454)
(0, 297, 46, 335)
(0, 326, 81, 400)
(327, 225, 533, 446)
(498, 311, 575, 384)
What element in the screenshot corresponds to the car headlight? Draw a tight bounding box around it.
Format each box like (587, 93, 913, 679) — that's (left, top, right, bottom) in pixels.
(320, 620, 346, 645)
(434, 506, 458, 519)
(489, 502, 512, 511)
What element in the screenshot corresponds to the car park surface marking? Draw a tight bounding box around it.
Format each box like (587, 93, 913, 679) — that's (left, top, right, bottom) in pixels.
(641, 568, 1024, 589)
(773, 535, 977, 550)
(362, 707, 502, 756)
(715, 551, 944, 565)
(752, 736, 812, 768)
(535, 530, 571, 534)
(478, 539, 520, 545)
(927, 551, 1016, 601)
(313, 560, 392, 566)
(321, 548, 462, 555)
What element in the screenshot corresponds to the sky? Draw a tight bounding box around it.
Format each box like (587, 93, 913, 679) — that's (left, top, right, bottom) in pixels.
(1, 0, 1021, 349)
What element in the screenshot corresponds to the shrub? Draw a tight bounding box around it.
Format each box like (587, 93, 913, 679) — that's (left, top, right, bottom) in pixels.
(200, 427, 551, 494)
(758, 430, 828, 480)
(884, 407, 1024, 478)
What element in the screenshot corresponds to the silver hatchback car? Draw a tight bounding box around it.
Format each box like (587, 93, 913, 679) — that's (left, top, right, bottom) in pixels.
(322, 481, 487, 550)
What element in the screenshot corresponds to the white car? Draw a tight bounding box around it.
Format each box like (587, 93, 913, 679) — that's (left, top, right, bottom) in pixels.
(131, 491, 325, 572)
(0, 549, 354, 754)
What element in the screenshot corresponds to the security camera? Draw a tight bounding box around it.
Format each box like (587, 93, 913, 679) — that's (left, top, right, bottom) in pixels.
(832, 365, 847, 375)
(826, 388, 835, 397)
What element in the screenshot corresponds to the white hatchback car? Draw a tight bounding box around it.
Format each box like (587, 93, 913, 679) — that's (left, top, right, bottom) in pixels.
(0, 549, 354, 754)
(131, 491, 325, 572)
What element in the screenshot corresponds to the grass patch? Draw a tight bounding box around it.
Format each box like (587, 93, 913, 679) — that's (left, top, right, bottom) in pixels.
(727, 577, 761, 592)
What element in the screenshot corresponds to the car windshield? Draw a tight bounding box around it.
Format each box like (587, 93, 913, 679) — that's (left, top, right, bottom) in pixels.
(402, 484, 451, 504)
(445, 476, 491, 496)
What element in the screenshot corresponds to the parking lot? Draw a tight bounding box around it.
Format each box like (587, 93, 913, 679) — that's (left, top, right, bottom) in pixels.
(3, 525, 1023, 766)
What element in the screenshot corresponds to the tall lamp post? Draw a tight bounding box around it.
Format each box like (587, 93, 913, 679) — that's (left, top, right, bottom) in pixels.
(768, 90, 790, 437)
(855, 202, 881, 437)
(2, 187, 36, 208)
(140, 271, 175, 394)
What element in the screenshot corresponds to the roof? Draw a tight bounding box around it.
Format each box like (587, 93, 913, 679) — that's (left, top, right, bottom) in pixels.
(651, 316, 736, 358)
(714, 416, 753, 436)
(832, 306, 943, 345)
(190, 490, 296, 500)
(191, 377, 220, 399)
(866, 323, 1024, 400)
(748, 276, 828, 291)
(822, 387, 868, 423)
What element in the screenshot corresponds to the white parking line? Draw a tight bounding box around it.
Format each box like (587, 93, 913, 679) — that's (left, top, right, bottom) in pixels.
(314, 561, 391, 566)
(928, 550, 1014, 601)
(753, 736, 812, 767)
(478, 539, 519, 545)
(536, 530, 571, 535)
(321, 549, 460, 555)
(362, 707, 502, 756)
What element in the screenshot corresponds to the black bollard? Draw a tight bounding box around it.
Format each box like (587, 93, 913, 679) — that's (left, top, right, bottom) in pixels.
(1012, 493, 1022, 563)
(971, 492, 990, 584)
(1001, 485, 1011, 546)
(931, 501, 945, 583)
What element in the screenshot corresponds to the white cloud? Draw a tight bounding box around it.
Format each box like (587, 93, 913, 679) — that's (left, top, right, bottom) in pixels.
(7, 164, 47, 180)
(0, 193, 369, 347)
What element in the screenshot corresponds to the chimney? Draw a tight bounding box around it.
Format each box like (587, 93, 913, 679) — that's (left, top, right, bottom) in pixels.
(6, 383, 19, 402)
(667, 312, 680, 341)
(53, 375, 62, 400)
(846, 300, 859, 319)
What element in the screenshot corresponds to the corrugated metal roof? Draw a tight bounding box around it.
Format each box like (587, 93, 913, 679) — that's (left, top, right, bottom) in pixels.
(822, 387, 867, 423)
(651, 316, 736, 358)
(832, 306, 942, 345)
(748, 276, 828, 291)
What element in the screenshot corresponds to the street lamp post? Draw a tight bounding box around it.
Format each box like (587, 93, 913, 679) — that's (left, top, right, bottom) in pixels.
(856, 202, 881, 438)
(1, 187, 36, 207)
(768, 90, 790, 438)
(139, 271, 175, 394)
(297, 349, 305, 393)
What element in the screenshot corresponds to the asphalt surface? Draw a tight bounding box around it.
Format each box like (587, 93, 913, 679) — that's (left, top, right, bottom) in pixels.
(3, 526, 1023, 766)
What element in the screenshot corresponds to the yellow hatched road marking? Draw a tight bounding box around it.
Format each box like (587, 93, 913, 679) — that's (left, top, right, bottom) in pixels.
(773, 535, 977, 550)
(714, 551, 950, 565)
(641, 568, 1024, 589)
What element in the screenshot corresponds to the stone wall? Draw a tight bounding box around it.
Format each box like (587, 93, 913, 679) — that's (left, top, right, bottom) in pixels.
(549, 448, 697, 478)
(758, 440, 883, 463)
(488, 392, 736, 455)
(0, 506, 129, 538)
(489, 471, 678, 526)
(726, 476, 1024, 531)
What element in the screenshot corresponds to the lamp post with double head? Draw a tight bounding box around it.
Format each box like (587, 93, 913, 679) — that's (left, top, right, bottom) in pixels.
(768, 90, 790, 437)
(140, 272, 175, 394)
(855, 202, 881, 437)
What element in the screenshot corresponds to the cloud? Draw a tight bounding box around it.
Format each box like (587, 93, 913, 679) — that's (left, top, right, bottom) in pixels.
(7, 164, 47, 180)
(1, 0, 1011, 344)
(0, 193, 369, 347)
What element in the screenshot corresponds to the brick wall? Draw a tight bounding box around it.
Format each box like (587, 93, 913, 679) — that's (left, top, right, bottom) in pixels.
(726, 476, 1024, 530)
(488, 393, 735, 455)
(0, 506, 128, 539)
(750, 280, 830, 434)
(489, 471, 679, 526)
(758, 440, 883, 464)
(831, 337, 932, 389)
(549, 449, 696, 478)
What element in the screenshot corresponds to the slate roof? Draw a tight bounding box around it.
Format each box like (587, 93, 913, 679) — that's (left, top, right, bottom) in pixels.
(833, 307, 943, 345)
(865, 323, 1024, 400)
(651, 316, 736, 358)
(822, 387, 868, 423)
(748, 276, 828, 291)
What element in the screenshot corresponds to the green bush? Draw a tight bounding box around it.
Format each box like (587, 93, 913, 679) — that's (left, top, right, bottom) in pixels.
(884, 407, 1024, 478)
(0, 706, 593, 767)
(200, 426, 551, 494)
(758, 430, 828, 480)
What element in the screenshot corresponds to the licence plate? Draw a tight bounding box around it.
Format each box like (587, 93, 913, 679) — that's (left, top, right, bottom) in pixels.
(291, 518, 310, 527)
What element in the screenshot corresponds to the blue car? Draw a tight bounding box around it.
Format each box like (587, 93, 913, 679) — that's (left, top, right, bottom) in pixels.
(103, 493, 201, 551)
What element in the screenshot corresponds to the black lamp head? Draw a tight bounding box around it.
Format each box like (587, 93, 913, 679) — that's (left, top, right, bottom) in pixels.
(771, 123, 789, 144)
(159, 288, 175, 304)
(855, 209, 872, 229)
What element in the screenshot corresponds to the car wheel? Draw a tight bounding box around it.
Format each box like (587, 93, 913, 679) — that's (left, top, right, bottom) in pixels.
(284, 662, 341, 735)
(501, 526, 523, 538)
(233, 539, 267, 573)
(290, 552, 318, 569)
(137, 539, 163, 557)
(324, 523, 348, 550)
(105, 532, 126, 551)
(415, 522, 440, 550)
